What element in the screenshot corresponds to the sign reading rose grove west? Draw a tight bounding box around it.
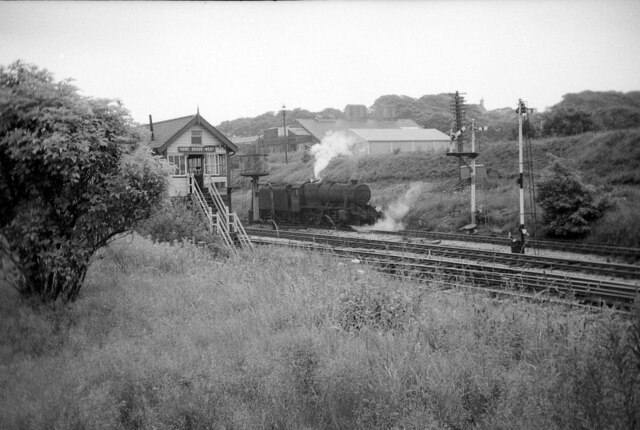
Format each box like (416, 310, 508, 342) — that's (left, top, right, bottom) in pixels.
(177, 146, 218, 153)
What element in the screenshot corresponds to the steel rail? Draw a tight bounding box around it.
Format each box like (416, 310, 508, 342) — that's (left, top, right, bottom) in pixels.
(246, 228, 640, 279)
(381, 229, 640, 260)
(250, 235, 639, 306)
(248, 222, 640, 259)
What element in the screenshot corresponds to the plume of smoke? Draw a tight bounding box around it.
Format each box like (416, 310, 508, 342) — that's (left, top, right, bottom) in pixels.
(310, 130, 356, 180)
(354, 182, 423, 232)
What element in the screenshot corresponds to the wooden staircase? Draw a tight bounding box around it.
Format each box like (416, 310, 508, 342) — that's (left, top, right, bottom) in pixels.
(189, 175, 253, 253)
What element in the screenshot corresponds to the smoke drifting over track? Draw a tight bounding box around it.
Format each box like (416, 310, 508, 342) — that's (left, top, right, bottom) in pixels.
(354, 182, 423, 232)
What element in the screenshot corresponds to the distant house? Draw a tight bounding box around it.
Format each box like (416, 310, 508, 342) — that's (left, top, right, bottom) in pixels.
(259, 126, 312, 154)
(296, 104, 448, 155)
(230, 135, 260, 146)
(143, 112, 238, 197)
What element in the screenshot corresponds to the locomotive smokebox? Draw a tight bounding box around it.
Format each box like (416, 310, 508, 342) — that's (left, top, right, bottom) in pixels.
(352, 184, 372, 206)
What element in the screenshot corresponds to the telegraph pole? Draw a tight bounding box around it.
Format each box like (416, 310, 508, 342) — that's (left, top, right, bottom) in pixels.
(282, 104, 288, 165)
(470, 119, 477, 224)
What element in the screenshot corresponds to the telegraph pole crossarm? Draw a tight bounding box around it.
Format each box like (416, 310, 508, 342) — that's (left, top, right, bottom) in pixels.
(446, 91, 478, 170)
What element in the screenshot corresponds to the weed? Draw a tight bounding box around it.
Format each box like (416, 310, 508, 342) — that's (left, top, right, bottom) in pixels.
(2, 237, 639, 429)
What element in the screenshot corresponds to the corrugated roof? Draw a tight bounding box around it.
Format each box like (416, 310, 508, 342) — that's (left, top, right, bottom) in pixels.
(296, 118, 421, 142)
(231, 136, 259, 145)
(349, 128, 450, 142)
(287, 127, 310, 136)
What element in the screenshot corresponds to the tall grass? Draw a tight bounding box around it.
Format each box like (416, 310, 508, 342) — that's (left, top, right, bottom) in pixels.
(1, 236, 639, 429)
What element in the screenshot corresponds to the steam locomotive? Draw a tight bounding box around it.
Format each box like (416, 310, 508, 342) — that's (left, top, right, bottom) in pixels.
(254, 181, 381, 227)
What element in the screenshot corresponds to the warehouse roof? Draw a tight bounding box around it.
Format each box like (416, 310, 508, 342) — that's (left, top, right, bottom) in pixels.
(349, 128, 450, 142)
(297, 118, 420, 142)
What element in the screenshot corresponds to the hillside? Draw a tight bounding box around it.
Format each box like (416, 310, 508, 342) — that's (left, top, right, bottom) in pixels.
(219, 90, 640, 144)
(232, 128, 640, 247)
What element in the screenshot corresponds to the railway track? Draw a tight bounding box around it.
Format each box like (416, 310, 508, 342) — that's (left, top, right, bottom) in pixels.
(255, 222, 640, 260)
(377, 229, 640, 261)
(246, 228, 640, 279)
(245, 228, 640, 306)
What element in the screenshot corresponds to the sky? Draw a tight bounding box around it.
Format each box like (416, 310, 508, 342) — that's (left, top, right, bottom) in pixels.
(1, 0, 640, 128)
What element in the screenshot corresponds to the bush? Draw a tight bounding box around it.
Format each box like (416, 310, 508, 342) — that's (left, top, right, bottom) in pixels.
(542, 107, 598, 137)
(136, 197, 222, 249)
(0, 61, 169, 303)
(537, 156, 608, 237)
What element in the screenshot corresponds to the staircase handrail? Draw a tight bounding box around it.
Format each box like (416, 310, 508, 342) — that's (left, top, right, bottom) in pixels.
(189, 174, 213, 231)
(206, 180, 230, 229)
(207, 178, 253, 251)
(213, 213, 235, 252)
(231, 213, 254, 250)
(191, 175, 235, 252)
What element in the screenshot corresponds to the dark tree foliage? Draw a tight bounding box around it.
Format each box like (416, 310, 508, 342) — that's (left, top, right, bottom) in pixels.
(217, 107, 328, 137)
(594, 106, 640, 130)
(0, 61, 169, 303)
(545, 91, 640, 133)
(510, 116, 537, 140)
(541, 107, 598, 137)
(536, 156, 607, 237)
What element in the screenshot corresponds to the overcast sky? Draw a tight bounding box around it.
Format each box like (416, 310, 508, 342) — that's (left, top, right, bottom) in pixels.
(1, 1, 639, 127)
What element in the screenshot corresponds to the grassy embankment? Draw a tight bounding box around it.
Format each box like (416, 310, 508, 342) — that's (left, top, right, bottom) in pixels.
(2, 235, 639, 429)
(233, 129, 640, 246)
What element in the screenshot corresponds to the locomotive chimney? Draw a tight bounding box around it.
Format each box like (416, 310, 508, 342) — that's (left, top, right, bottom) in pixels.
(149, 114, 154, 141)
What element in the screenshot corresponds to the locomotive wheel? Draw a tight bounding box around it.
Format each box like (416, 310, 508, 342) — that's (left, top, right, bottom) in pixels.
(313, 210, 324, 225)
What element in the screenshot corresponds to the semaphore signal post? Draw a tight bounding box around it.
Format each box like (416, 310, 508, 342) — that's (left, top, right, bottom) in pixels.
(446, 91, 486, 232)
(469, 119, 487, 226)
(513, 98, 535, 253)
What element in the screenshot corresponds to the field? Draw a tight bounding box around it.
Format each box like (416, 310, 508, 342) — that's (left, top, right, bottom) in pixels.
(2, 235, 639, 429)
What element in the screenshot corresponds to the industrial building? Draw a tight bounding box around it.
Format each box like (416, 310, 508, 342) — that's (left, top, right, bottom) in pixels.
(295, 104, 449, 155)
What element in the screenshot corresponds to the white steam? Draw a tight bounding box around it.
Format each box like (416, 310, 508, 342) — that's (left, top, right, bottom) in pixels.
(310, 130, 356, 180)
(354, 182, 423, 232)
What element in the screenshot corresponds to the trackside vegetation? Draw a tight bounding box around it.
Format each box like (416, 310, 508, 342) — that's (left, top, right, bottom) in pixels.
(1, 236, 639, 429)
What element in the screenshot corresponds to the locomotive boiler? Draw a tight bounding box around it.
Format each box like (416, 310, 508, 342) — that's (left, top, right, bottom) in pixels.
(254, 181, 381, 227)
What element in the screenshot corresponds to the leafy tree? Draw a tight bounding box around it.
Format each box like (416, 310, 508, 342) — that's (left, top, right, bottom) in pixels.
(594, 106, 640, 130)
(542, 107, 598, 136)
(0, 61, 170, 303)
(510, 115, 538, 140)
(536, 156, 607, 237)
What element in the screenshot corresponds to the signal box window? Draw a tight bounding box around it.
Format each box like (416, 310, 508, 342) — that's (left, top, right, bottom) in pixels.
(191, 130, 202, 145)
(204, 154, 217, 175)
(167, 155, 186, 175)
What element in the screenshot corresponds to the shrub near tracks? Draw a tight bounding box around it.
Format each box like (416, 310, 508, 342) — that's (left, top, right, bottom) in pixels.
(1, 236, 639, 429)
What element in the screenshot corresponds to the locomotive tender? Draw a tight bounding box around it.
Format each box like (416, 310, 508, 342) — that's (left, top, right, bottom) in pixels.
(255, 181, 381, 227)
